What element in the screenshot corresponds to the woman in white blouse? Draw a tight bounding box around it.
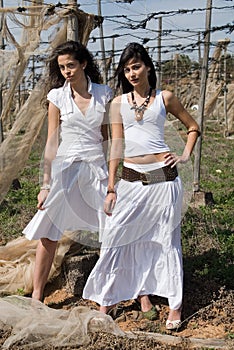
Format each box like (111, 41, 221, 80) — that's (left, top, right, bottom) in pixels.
(23, 41, 112, 301)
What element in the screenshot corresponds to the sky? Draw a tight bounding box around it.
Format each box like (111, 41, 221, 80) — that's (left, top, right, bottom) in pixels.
(78, 0, 234, 61)
(4, 0, 234, 64)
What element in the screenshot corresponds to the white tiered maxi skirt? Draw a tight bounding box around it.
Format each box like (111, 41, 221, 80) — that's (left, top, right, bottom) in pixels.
(83, 174, 183, 310)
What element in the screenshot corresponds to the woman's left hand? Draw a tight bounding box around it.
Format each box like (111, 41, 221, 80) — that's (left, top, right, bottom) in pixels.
(164, 152, 189, 167)
(104, 193, 117, 216)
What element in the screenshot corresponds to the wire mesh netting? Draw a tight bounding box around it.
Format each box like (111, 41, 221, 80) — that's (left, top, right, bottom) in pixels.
(0, 3, 100, 205)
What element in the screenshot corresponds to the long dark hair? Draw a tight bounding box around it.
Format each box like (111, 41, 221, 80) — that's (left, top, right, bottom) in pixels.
(46, 40, 101, 91)
(115, 42, 156, 93)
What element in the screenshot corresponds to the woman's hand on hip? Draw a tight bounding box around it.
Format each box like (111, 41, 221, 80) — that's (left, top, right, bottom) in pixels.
(164, 152, 189, 167)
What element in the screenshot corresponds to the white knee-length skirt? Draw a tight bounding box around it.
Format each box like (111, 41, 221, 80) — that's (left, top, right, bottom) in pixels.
(23, 157, 107, 242)
(83, 175, 184, 310)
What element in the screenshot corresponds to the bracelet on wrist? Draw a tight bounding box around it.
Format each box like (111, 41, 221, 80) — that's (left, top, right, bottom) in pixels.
(187, 128, 201, 136)
(106, 189, 116, 195)
(40, 184, 51, 191)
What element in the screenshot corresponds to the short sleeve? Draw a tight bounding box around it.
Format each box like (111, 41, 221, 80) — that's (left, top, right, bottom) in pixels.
(105, 85, 113, 103)
(47, 88, 61, 109)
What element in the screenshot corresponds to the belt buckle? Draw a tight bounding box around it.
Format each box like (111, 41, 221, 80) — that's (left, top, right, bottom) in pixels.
(142, 171, 151, 186)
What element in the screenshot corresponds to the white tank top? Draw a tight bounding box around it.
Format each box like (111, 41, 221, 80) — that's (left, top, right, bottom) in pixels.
(120, 90, 170, 157)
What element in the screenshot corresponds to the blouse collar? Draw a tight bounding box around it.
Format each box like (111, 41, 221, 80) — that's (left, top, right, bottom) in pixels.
(62, 76, 93, 94)
(62, 76, 94, 113)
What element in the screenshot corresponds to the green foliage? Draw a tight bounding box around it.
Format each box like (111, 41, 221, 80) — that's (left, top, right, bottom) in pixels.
(221, 53, 234, 83)
(17, 288, 26, 296)
(0, 149, 40, 244)
(182, 123, 234, 290)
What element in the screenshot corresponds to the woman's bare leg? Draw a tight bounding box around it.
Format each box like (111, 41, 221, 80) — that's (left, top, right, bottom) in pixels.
(32, 238, 58, 301)
(167, 308, 182, 321)
(138, 295, 153, 312)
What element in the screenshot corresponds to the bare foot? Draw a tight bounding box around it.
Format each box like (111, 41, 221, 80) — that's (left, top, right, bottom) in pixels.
(167, 308, 181, 321)
(31, 291, 43, 301)
(137, 295, 153, 312)
(99, 304, 116, 314)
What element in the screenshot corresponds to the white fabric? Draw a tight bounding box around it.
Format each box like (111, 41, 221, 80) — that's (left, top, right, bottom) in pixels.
(83, 172, 183, 310)
(47, 79, 112, 158)
(23, 159, 107, 242)
(23, 81, 112, 242)
(123, 160, 166, 171)
(121, 90, 170, 157)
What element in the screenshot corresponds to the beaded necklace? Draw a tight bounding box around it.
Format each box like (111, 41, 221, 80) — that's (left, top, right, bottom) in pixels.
(131, 87, 153, 121)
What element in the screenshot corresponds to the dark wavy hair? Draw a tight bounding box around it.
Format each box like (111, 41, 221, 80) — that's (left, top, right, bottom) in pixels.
(45, 40, 101, 91)
(115, 42, 156, 93)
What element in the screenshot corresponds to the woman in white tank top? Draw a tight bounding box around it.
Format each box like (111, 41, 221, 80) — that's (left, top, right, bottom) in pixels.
(83, 42, 200, 330)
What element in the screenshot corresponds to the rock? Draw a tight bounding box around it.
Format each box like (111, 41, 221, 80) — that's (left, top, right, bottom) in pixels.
(190, 191, 215, 208)
(63, 253, 99, 296)
(44, 251, 99, 298)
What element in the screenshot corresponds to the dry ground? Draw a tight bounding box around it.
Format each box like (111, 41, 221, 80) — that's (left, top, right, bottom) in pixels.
(44, 285, 234, 340)
(1, 286, 233, 349)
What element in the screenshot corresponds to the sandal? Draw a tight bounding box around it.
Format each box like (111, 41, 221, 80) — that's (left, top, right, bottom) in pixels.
(166, 319, 181, 330)
(142, 305, 158, 321)
(107, 305, 124, 320)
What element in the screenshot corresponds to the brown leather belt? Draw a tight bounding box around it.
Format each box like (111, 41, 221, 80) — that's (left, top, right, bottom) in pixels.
(121, 165, 178, 185)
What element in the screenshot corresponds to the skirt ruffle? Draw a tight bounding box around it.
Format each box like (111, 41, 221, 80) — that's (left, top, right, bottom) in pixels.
(83, 177, 183, 309)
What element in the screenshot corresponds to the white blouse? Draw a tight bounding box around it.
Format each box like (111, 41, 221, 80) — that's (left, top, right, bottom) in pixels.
(47, 80, 113, 180)
(47, 79, 112, 156)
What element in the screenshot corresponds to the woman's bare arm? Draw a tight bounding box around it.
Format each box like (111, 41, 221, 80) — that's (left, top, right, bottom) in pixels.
(37, 102, 60, 209)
